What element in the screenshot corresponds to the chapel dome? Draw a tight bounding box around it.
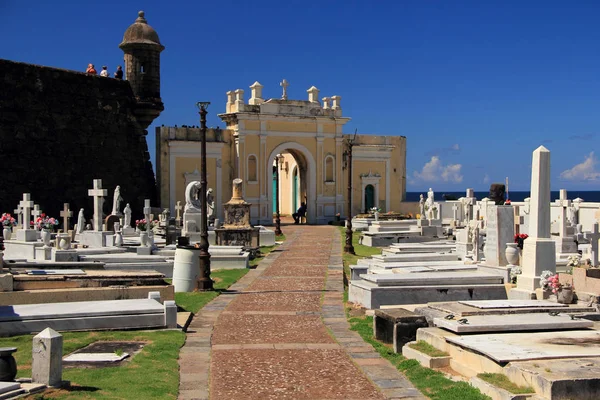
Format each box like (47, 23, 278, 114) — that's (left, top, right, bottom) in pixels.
(119, 11, 164, 49)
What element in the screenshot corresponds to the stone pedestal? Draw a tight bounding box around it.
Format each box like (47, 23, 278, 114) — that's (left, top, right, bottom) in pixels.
(32, 328, 63, 387)
(16, 229, 37, 242)
(79, 231, 114, 247)
(51, 249, 78, 262)
(35, 246, 52, 261)
(122, 226, 135, 236)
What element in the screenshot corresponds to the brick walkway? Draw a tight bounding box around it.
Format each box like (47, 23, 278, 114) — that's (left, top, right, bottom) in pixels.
(178, 225, 425, 400)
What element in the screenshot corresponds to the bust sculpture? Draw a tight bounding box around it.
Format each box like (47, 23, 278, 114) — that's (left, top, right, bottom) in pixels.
(489, 183, 506, 205)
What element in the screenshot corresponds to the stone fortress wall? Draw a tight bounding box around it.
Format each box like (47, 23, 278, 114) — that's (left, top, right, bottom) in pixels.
(0, 59, 157, 221)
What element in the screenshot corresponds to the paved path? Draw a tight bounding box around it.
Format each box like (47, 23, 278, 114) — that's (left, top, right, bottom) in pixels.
(178, 225, 425, 400)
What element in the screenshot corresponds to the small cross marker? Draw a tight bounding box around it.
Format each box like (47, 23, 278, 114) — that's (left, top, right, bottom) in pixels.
(19, 194, 34, 230)
(60, 203, 73, 230)
(88, 179, 108, 231)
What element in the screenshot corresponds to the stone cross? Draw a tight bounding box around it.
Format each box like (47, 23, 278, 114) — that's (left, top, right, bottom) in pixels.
(143, 199, 152, 235)
(555, 189, 571, 238)
(516, 146, 555, 293)
(19, 194, 34, 230)
(60, 203, 73, 231)
(88, 179, 107, 232)
(175, 201, 183, 226)
(13, 205, 22, 227)
(584, 223, 600, 267)
(513, 205, 524, 235)
(280, 79, 289, 100)
(32, 204, 42, 224)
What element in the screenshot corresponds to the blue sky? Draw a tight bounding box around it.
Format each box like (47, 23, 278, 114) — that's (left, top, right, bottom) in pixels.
(2, 1, 600, 191)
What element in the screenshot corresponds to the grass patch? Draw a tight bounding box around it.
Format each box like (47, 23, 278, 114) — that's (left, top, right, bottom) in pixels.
(275, 233, 286, 242)
(0, 330, 185, 399)
(349, 316, 491, 400)
(249, 244, 277, 268)
(174, 268, 248, 313)
(409, 341, 449, 358)
(477, 373, 534, 394)
(337, 226, 381, 281)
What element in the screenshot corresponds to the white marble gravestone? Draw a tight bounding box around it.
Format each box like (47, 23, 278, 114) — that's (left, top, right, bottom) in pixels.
(513, 146, 556, 298)
(484, 205, 515, 266)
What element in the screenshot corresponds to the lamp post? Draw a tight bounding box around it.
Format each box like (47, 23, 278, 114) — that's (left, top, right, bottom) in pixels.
(274, 154, 283, 236)
(344, 132, 357, 255)
(195, 101, 213, 291)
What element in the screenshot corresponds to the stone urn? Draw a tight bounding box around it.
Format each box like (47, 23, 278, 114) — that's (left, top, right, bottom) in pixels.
(2, 227, 11, 241)
(139, 231, 149, 247)
(557, 287, 574, 304)
(0, 347, 17, 382)
(40, 229, 52, 247)
(505, 243, 520, 266)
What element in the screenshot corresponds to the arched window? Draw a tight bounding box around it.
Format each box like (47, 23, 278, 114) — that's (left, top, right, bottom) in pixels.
(325, 155, 334, 182)
(247, 155, 257, 182)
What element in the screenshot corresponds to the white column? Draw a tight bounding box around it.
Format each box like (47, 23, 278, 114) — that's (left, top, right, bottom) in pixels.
(514, 146, 556, 295)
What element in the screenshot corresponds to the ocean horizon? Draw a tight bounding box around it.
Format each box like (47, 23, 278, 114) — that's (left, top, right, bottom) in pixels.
(405, 191, 600, 203)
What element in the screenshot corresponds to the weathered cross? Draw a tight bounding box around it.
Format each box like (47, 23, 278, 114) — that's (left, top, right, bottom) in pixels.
(32, 204, 43, 225)
(175, 201, 183, 224)
(60, 203, 73, 231)
(13, 205, 22, 227)
(143, 199, 152, 234)
(555, 189, 571, 238)
(19, 194, 34, 230)
(280, 79, 289, 100)
(584, 223, 600, 267)
(513, 205, 524, 235)
(88, 179, 107, 232)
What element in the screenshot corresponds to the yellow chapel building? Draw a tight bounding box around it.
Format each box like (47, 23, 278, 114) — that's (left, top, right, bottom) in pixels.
(155, 81, 407, 225)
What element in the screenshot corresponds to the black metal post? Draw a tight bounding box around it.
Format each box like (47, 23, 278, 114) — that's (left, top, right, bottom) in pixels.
(275, 156, 283, 235)
(344, 142, 355, 255)
(196, 102, 213, 291)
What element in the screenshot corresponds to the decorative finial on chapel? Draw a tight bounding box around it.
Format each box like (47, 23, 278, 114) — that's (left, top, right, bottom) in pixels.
(280, 79, 289, 100)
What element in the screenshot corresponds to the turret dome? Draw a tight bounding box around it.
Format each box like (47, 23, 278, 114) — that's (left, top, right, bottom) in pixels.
(119, 11, 164, 50)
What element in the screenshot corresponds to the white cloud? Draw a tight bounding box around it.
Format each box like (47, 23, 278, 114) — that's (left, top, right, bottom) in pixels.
(413, 156, 463, 183)
(560, 152, 600, 181)
(483, 174, 490, 184)
(451, 143, 460, 151)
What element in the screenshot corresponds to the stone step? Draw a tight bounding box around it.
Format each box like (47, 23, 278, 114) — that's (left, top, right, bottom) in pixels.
(80, 254, 169, 263)
(0, 285, 174, 306)
(360, 272, 504, 286)
(371, 253, 459, 263)
(434, 312, 594, 333)
(506, 358, 600, 399)
(349, 280, 507, 309)
(0, 298, 175, 336)
(382, 246, 455, 255)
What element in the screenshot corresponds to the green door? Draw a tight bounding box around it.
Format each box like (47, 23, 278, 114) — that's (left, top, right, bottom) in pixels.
(272, 170, 277, 213)
(365, 184, 375, 212)
(293, 169, 298, 212)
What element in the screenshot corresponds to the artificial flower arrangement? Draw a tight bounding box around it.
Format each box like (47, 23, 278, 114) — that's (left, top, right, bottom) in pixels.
(1, 213, 17, 227)
(370, 207, 382, 213)
(136, 219, 158, 231)
(504, 199, 512, 205)
(514, 233, 528, 250)
(546, 273, 572, 294)
(32, 214, 59, 231)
